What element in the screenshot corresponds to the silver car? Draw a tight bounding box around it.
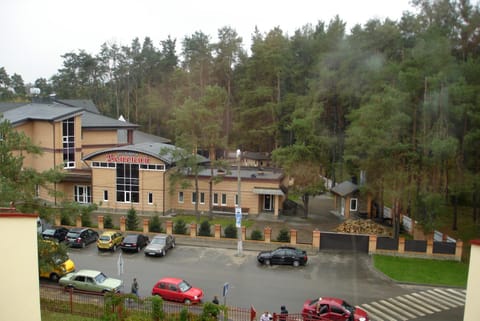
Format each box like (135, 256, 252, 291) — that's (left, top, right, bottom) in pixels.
(59, 269, 123, 293)
(144, 234, 175, 257)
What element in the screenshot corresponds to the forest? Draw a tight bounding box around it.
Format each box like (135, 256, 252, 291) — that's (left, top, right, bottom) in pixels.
(0, 0, 479, 236)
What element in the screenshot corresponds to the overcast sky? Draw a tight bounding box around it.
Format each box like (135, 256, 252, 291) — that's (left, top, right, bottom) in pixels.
(1, 0, 415, 84)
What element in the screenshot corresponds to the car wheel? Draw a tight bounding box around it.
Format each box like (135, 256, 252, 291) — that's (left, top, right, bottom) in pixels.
(112, 245, 117, 252)
(136, 246, 140, 253)
(162, 249, 166, 256)
(184, 299, 191, 305)
(50, 273, 60, 283)
(293, 260, 300, 267)
(82, 241, 86, 248)
(172, 242, 175, 248)
(265, 259, 271, 265)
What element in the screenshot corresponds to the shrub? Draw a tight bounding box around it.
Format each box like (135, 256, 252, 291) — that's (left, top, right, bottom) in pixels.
(80, 203, 97, 227)
(224, 224, 237, 238)
(201, 302, 221, 320)
(150, 295, 164, 321)
(199, 220, 212, 237)
(276, 228, 290, 242)
(149, 215, 163, 233)
(179, 307, 189, 321)
(126, 207, 139, 231)
(250, 229, 263, 240)
(174, 219, 188, 235)
(104, 215, 114, 229)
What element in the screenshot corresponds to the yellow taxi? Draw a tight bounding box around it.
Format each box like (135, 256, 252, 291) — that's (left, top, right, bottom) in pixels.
(40, 256, 75, 282)
(97, 231, 123, 251)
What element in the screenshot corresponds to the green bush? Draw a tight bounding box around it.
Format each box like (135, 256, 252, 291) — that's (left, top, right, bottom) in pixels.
(150, 295, 164, 321)
(149, 215, 163, 233)
(104, 215, 114, 229)
(276, 228, 290, 242)
(174, 219, 188, 235)
(201, 302, 221, 321)
(179, 308, 189, 321)
(126, 207, 139, 231)
(199, 220, 212, 236)
(224, 224, 237, 238)
(250, 229, 263, 240)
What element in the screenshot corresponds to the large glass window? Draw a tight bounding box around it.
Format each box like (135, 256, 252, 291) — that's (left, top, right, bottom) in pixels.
(200, 192, 205, 204)
(62, 117, 75, 168)
(221, 193, 227, 206)
(213, 193, 218, 205)
(74, 185, 91, 203)
(192, 192, 197, 204)
(116, 163, 139, 203)
(350, 198, 358, 211)
(178, 191, 184, 203)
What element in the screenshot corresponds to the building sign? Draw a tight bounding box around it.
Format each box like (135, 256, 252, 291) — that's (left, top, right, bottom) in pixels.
(106, 153, 151, 164)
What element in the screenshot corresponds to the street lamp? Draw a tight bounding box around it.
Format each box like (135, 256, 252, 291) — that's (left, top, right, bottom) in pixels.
(236, 149, 243, 257)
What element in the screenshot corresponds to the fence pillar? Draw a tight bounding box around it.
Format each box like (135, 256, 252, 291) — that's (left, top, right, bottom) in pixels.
(398, 236, 405, 253)
(98, 215, 104, 230)
(75, 215, 82, 228)
(290, 229, 297, 245)
(143, 219, 149, 233)
(55, 214, 61, 226)
(264, 227, 271, 243)
(426, 237, 434, 255)
(120, 216, 126, 232)
(455, 240, 463, 261)
(166, 221, 173, 235)
(190, 223, 197, 238)
(312, 230, 320, 249)
(368, 235, 377, 254)
(242, 226, 246, 241)
(214, 224, 221, 239)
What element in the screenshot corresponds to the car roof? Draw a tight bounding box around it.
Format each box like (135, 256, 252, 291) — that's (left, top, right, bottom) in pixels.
(76, 269, 102, 277)
(69, 227, 89, 232)
(157, 277, 183, 284)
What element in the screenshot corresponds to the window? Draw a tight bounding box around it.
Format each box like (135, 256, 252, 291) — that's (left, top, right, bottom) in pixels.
(200, 192, 205, 204)
(148, 192, 153, 204)
(221, 193, 227, 206)
(74, 185, 91, 203)
(116, 163, 139, 203)
(192, 192, 197, 204)
(62, 117, 75, 168)
(213, 193, 218, 205)
(350, 198, 358, 211)
(178, 191, 184, 203)
(103, 190, 108, 202)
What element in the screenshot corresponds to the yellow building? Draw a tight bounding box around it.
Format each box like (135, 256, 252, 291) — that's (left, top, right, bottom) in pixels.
(0, 99, 286, 217)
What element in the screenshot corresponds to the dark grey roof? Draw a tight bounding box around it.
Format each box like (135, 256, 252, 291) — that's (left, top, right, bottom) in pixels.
(55, 99, 100, 114)
(330, 181, 359, 197)
(198, 167, 283, 180)
(0, 102, 25, 113)
(118, 129, 171, 144)
(82, 111, 138, 129)
(2, 103, 83, 125)
(83, 142, 207, 165)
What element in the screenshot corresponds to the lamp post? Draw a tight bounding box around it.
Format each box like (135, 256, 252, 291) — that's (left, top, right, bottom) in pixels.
(236, 149, 243, 256)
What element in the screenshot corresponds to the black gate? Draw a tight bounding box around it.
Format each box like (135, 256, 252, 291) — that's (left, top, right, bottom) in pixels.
(319, 232, 369, 253)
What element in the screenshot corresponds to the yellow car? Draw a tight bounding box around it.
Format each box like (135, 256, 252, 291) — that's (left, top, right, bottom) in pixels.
(97, 231, 123, 251)
(40, 255, 75, 282)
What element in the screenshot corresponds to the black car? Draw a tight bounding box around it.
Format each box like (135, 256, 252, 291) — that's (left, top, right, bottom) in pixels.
(42, 226, 69, 243)
(257, 246, 308, 267)
(120, 233, 149, 252)
(65, 228, 99, 248)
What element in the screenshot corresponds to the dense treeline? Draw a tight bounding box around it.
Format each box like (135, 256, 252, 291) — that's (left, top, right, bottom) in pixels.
(1, 0, 479, 236)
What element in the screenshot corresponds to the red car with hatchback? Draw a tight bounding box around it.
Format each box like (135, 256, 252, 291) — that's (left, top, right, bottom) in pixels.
(151, 277, 203, 304)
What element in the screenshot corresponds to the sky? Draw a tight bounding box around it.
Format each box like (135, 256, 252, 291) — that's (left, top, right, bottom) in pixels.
(1, 0, 416, 84)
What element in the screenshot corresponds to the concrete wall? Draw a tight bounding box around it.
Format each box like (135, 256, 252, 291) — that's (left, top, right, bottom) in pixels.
(464, 240, 480, 321)
(0, 213, 41, 321)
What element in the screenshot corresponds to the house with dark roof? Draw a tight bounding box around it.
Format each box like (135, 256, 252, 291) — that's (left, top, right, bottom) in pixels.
(330, 180, 360, 219)
(0, 100, 286, 217)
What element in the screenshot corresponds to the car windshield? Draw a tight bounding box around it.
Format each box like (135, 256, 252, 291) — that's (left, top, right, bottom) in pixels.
(67, 232, 80, 238)
(342, 301, 355, 313)
(152, 237, 166, 245)
(43, 229, 55, 236)
(178, 280, 192, 292)
(95, 272, 108, 284)
(99, 235, 111, 241)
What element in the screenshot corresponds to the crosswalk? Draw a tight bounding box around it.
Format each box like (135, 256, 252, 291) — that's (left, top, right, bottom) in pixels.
(359, 288, 466, 321)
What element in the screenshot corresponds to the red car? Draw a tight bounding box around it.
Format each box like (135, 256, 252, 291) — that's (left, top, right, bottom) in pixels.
(302, 297, 368, 321)
(151, 277, 203, 304)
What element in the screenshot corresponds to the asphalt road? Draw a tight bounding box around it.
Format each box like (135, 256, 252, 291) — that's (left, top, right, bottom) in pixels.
(64, 243, 465, 321)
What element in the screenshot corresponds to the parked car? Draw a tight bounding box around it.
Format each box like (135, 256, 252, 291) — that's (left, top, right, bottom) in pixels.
(65, 228, 99, 248)
(38, 239, 75, 282)
(59, 269, 123, 293)
(42, 226, 69, 243)
(120, 233, 149, 252)
(97, 231, 123, 251)
(257, 246, 308, 266)
(144, 234, 175, 257)
(302, 297, 369, 321)
(151, 277, 203, 304)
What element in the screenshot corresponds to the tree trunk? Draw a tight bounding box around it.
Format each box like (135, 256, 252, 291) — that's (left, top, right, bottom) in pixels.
(452, 194, 458, 230)
(302, 194, 310, 218)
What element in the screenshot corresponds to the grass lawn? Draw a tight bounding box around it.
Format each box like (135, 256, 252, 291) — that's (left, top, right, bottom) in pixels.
(41, 311, 98, 321)
(373, 255, 468, 287)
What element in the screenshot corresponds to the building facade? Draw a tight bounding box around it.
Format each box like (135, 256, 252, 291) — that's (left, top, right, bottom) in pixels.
(0, 100, 286, 217)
